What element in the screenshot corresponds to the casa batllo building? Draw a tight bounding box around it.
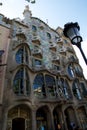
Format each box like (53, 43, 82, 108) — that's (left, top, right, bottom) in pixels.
(0, 6, 87, 130)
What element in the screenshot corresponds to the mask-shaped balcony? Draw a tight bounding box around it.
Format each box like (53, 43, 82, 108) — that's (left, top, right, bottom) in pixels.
(32, 48, 42, 57)
(32, 36, 41, 45)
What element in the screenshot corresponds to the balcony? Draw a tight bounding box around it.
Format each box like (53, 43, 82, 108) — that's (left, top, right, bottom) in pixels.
(58, 46, 66, 54)
(49, 43, 56, 47)
(49, 43, 56, 50)
(16, 28, 25, 34)
(51, 52, 60, 62)
(67, 46, 74, 53)
(52, 55, 60, 62)
(39, 23, 44, 30)
(32, 48, 42, 56)
(68, 55, 79, 63)
(50, 64, 60, 74)
(56, 38, 63, 44)
(32, 36, 41, 45)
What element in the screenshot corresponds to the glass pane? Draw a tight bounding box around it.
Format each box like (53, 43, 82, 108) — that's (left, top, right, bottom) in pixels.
(25, 47, 28, 64)
(68, 65, 74, 78)
(73, 81, 82, 100)
(80, 83, 87, 97)
(25, 69, 30, 95)
(32, 25, 37, 32)
(45, 75, 55, 97)
(13, 68, 24, 94)
(35, 59, 42, 66)
(36, 109, 47, 130)
(13, 68, 30, 95)
(47, 32, 51, 39)
(33, 74, 45, 97)
(16, 48, 24, 64)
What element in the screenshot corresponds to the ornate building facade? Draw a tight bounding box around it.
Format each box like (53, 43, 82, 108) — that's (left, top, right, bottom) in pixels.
(0, 6, 87, 130)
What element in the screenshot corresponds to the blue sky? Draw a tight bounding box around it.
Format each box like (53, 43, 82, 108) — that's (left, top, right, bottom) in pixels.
(0, 0, 87, 78)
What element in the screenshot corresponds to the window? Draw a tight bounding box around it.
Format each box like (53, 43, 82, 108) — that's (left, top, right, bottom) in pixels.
(67, 64, 75, 78)
(57, 78, 72, 99)
(53, 65, 60, 71)
(64, 39, 68, 44)
(16, 47, 28, 64)
(57, 78, 64, 98)
(34, 59, 42, 66)
(32, 25, 37, 32)
(64, 80, 72, 99)
(16, 47, 23, 64)
(45, 75, 56, 97)
(13, 68, 30, 95)
(47, 32, 51, 39)
(36, 109, 47, 130)
(55, 36, 59, 41)
(0, 55, 2, 63)
(72, 80, 82, 100)
(75, 66, 83, 76)
(78, 107, 87, 130)
(0, 50, 4, 64)
(80, 82, 87, 98)
(33, 74, 46, 97)
(58, 78, 69, 99)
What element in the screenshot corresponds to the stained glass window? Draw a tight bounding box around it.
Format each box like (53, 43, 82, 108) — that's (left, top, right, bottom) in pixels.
(72, 80, 82, 100)
(45, 75, 55, 97)
(13, 68, 30, 95)
(16, 47, 28, 64)
(33, 74, 46, 97)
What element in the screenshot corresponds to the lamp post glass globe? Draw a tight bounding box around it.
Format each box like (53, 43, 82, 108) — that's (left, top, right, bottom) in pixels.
(63, 22, 87, 65)
(63, 22, 82, 45)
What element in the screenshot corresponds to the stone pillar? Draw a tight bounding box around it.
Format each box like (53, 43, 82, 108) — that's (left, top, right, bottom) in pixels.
(32, 109, 36, 130)
(49, 109, 55, 130)
(62, 109, 68, 130)
(2, 107, 8, 130)
(74, 108, 81, 129)
(0, 105, 2, 130)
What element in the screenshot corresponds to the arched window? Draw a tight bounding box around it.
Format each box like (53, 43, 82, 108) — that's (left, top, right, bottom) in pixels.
(16, 46, 28, 64)
(47, 32, 51, 40)
(67, 64, 75, 78)
(45, 75, 56, 97)
(13, 67, 30, 95)
(36, 108, 47, 130)
(77, 107, 87, 130)
(57, 78, 72, 99)
(80, 82, 87, 98)
(32, 25, 37, 32)
(57, 78, 64, 98)
(75, 65, 83, 77)
(33, 74, 46, 98)
(64, 80, 72, 99)
(72, 80, 82, 100)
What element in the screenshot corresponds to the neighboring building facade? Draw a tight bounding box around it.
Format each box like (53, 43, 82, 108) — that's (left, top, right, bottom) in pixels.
(0, 6, 87, 130)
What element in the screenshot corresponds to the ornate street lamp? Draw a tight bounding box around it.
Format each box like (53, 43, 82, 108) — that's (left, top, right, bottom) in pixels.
(63, 22, 87, 65)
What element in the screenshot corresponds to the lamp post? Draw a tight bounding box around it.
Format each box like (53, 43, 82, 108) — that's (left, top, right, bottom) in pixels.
(63, 22, 87, 65)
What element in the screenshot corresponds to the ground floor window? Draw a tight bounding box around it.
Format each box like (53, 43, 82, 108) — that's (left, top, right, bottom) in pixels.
(7, 105, 31, 130)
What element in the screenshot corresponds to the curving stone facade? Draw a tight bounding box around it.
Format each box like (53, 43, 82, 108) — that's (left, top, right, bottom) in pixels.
(0, 5, 87, 130)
